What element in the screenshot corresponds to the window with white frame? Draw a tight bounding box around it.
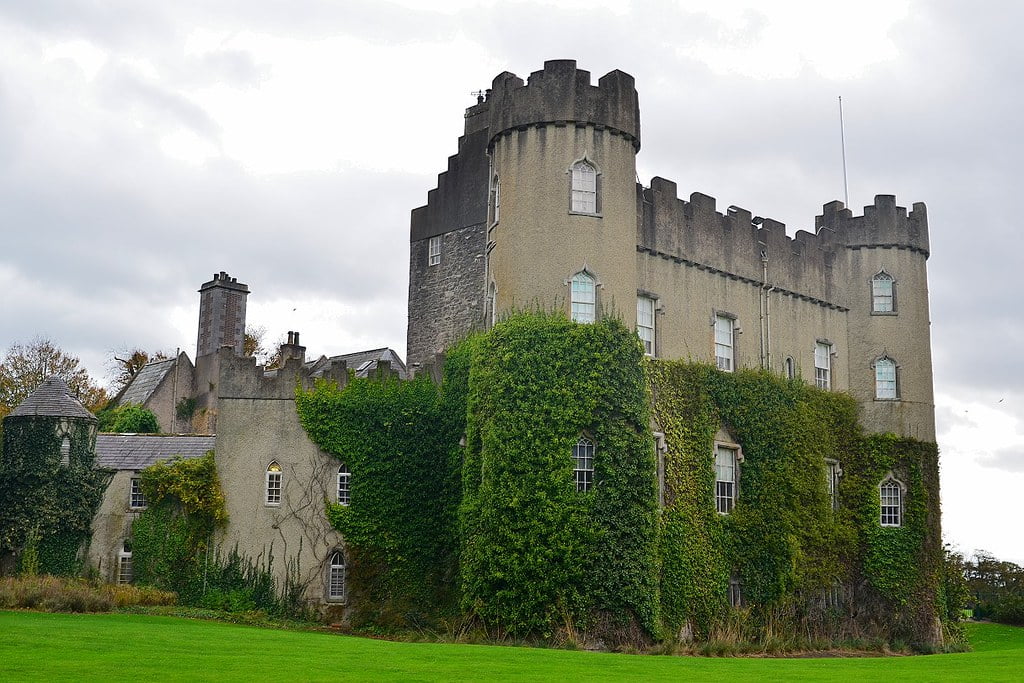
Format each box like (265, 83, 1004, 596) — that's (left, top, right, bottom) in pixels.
(637, 296, 655, 356)
(491, 175, 500, 223)
(880, 477, 903, 527)
(327, 550, 346, 601)
(872, 271, 895, 313)
(814, 342, 832, 390)
(266, 462, 282, 506)
(60, 437, 70, 467)
(826, 459, 842, 511)
(428, 235, 442, 266)
(573, 438, 595, 492)
(570, 160, 598, 214)
(714, 315, 735, 372)
(784, 356, 796, 380)
(715, 445, 738, 514)
(118, 540, 133, 585)
(337, 463, 350, 506)
(130, 477, 147, 509)
(875, 357, 897, 399)
(570, 271, 596, 323)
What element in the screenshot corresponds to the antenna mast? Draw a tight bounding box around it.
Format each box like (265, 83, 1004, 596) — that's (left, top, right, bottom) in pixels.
(839, 96, 849, 207)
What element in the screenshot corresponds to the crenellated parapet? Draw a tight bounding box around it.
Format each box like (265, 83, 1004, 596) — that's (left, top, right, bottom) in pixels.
(215, 347, 350, 401)
(639, 178, 928, 307)
(486, 59, 641, 151)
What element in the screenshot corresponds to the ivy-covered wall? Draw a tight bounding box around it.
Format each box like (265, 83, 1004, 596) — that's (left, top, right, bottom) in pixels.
(0, 415, 111, 575)
(293, 312, 944, 648)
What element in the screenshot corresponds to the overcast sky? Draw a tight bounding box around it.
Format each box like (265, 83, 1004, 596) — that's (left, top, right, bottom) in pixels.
(1, 0, 1021, 563)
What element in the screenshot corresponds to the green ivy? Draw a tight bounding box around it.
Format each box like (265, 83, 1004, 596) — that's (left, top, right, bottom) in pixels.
(0, 416, 111, 575)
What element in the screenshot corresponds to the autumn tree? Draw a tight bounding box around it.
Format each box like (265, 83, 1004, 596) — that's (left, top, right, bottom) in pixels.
(0, 337, 108, 418)
(109, 348, 171, 392)
(243, 325, 283, 370)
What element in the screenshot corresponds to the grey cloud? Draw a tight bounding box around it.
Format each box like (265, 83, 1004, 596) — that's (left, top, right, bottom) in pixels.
(979, 447, 1024, 473)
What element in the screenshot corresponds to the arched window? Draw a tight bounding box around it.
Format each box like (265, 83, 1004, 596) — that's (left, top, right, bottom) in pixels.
(327, 550, 346, 601)
(879, 477, 903, 527)
(570, 271, 596, 323)
(573, 438, 594, 492)
(266, 462, 282, 506)
(118, 540, 133, 585)
(570, 160, 598, 214)
(875, 357, 898, 399)
(337, 463, 350, 506)
(491, 175, 500, 223)
(872, 271, 895, 313)
(784, 356, 796, 380)
(60, 436, 70, 467)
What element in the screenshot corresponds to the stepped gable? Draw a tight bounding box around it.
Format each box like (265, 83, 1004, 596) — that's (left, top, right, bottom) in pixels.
(95, 434, 215, 470)
(6, 376, 97, 421)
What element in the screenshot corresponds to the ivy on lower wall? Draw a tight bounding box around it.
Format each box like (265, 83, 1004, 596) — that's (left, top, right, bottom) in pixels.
(294, 312, 948, 649)
(0, 416, 111, 576)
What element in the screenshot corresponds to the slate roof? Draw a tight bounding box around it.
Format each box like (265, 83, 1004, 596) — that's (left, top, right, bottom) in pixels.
(7, 376, 97, 421)
(117, 358, 177, 406)
(311, 347, 408, 380)
(95, 434, 215, 471)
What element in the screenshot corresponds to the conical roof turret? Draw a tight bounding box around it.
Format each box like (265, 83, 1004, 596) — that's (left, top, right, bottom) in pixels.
(6, 376, 97, 422)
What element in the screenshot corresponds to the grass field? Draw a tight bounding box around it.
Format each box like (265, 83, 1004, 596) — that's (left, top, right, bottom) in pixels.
(1, 611, 1021, 681)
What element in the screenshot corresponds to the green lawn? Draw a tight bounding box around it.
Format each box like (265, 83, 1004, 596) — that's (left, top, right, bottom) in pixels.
(1, 611, 1021, 681)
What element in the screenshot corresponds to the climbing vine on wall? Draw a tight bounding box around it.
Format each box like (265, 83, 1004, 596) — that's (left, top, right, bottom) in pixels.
(297, 366, 466, 628)
(0, 417, 111, 575)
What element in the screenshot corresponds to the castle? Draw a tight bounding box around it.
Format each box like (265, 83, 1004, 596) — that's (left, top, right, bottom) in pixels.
(1, 61, 943, 646)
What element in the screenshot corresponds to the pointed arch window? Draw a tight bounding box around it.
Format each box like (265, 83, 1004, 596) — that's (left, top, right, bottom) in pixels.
(573, 438, 595, 492)
(327, 550, 346, 601)
(570, 159, 598, 214)
(874, 356, 898, 400)
(880, 476, 904, 527)
(337, 463, 351, 506)
(872, 271, 896, 313)
(266, 462, 282, 506)
(570, 271, 596, 323)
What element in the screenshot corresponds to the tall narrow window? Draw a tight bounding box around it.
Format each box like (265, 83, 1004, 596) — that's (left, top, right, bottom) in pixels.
(637, 296, 655, 356)
(715, 315, 734, 372)
(826, 459, 842, 511)
(880, 478, 903, 527)
(715, 445, 737, 514)
(573, 438, 595, 492)
(489, 281, 498, 328)
(729, 577, 743, 608)
(784, 356, 796, 380)
(130, 477, 147, 510)
(570, 160, 597, 214)
(337, 463, 351, 506)
(815, 342, 831, 390)
(118, 540, 133, 585)
(428, 235, 442, 266)
(491, 175, 500, 223)
(60, 437, 70, 467)
(872, 271, 895, 313)
(266, 462, 282, 506)
(328, 551, 346, 601)
(875, 357, 897, 399)
(570, 272, 596, 323)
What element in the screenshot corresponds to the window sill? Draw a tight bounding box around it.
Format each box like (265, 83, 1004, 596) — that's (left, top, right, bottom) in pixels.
(874, 397, 901, 402)
(870, 311, 898, 316)
(568, 210, 602, 218)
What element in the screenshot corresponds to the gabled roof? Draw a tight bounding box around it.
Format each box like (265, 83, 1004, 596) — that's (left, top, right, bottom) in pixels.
(7, 376, 97, 421)
(116, 358, 178, 406)
(95, 433, 215, 471)
(314, 347, 409, 380)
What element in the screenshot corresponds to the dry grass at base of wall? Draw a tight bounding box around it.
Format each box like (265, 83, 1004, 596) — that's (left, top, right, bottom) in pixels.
(0, 575, 176, 612)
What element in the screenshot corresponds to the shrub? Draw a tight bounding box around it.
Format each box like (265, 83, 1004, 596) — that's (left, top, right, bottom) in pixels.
(0, 575, 175, 612)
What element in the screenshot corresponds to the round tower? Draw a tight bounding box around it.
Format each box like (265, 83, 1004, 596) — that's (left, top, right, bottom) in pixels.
(484, 60, 641, 323)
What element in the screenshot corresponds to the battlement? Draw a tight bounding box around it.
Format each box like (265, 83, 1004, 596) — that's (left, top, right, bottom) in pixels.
(485, 60, 640, 150)
(639, 178, 929, 305)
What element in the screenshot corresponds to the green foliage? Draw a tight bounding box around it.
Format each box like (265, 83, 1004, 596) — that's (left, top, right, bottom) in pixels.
(0, 416, 112, 575)
(459, 312, 659, 642)
(175, 397, 197, 421)
(96, 403, 160, 433)
(649, 360, 943, 647)
(297, 366, 465, 628)
(0, 337, 108, 418)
